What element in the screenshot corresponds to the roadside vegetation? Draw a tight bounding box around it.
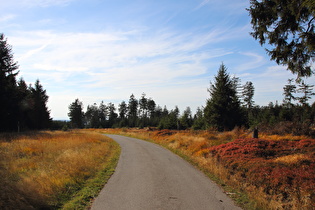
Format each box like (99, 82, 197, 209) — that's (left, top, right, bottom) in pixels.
(101, 128, 315, 210)
(0, 130, 120, 209)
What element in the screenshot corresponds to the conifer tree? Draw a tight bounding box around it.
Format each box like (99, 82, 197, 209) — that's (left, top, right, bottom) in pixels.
(85, 103, 100, 128)
(68, 98, 84, 128)
(128, 94, 138, 127)
(28, 80, 51, 129)
(139, 93, 148, 118)
(297, 82, 315, 106)
(139, 93, 148, 127)
(107, 102, 118, 127)
(242, 81, 255, 109)
(158, 106, 180, 129)
(99, 101, 108, 127)
(204, 64, 243, 131)
(0, 33, 20, 131)
(17, 78, 32, 130)
(118, 101, 128, 127)
(147, 98, 156, 123)
(248, 0, 315, 77)
(118, 101, 127, 119)
(179, 107, 193, 129)
(283, 79, 297, 107)
(192, 107, 206, 130)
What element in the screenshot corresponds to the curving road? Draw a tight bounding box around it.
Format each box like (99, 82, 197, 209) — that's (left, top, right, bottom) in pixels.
(91, 135, 242, 210)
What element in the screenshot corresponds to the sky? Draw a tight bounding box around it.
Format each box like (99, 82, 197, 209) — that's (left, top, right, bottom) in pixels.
(0, 0, 314, 120)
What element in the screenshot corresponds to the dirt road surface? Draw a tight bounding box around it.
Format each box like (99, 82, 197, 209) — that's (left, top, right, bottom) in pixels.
(91, 134, 242, 210)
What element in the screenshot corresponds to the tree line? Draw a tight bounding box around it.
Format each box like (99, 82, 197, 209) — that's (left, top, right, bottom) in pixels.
(1, 28, 314, 135)
(0, 34, 51, 132)
(68, 63, 315, 136)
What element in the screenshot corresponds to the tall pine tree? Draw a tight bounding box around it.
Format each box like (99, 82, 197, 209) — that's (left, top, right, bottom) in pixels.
(283, 78, 297, 108)
(204, 64, 243, 131)
(128, 94, 138, 127)
(68, 98, 84, 128)
(28, 80, 51, 129)
(0, 33, 20, 131)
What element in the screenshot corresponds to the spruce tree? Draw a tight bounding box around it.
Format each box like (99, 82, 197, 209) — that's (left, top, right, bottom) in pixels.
(85, 103, 100, 128)
(248, 0, 315, 77)
(0, 33, 20, 131)
(204, 64, 243, 131)
(297, 82, 315, 106)
(28, 80, 51, 129)
(107, 102, 118, 127)
(283, 78, 297, 108)
(242, 81, 255, 109)
(68, 98, 84, 128)
(118, 101, 127, 119)
(147, 98, 156, 125)
(127, 94, 138, 127)
(17, 78, 32, 130)
(192, 107, 206, 130)
(118, 101, 128, 127)
(139, 93, 148, 127)
(99, 101, 108, 127)
(179, 107, 193, 129)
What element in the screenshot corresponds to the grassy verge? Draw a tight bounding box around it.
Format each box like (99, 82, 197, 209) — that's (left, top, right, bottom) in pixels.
(62, 140, 120, 209)
(0, 130, 120, 209)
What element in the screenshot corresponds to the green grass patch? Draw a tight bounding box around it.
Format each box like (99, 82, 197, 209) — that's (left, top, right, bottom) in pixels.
(62, 141, 120, 210)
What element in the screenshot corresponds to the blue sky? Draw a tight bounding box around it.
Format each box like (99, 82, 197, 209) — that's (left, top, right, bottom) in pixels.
(1, 0, 314, 120)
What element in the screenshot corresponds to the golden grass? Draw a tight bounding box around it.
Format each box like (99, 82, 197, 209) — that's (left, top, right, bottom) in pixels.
(274, 153, 312, 165)
(259, 133, 309, 141)
(0, 130, 117, 209)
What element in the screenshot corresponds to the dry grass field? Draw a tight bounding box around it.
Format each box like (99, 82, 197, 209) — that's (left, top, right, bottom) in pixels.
(101, 128, 315, 210)
(0, 130, 119, 209)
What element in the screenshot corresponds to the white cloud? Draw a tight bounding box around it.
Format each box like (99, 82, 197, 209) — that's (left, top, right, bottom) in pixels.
(236, 52, 266, 72)
(10, 28, 234, 84)
(0, 14, 16, 22)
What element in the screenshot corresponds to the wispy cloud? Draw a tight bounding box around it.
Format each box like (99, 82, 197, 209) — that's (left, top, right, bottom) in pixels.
(194, 0, 211, 11)
(0, 14, 16, 22)
(235, 52, 266, 72)
(10, 27, 235, 85)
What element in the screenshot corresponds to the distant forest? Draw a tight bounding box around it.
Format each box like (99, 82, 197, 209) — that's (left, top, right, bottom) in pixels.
(68, 64, 315, 136)
(1, 32, 315, 136)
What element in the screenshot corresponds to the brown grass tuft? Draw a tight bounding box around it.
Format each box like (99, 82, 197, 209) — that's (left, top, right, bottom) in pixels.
(274, 154, 312, 165)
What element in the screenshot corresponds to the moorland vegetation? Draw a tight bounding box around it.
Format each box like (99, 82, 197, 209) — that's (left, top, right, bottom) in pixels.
(102, 128, 315, 209)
